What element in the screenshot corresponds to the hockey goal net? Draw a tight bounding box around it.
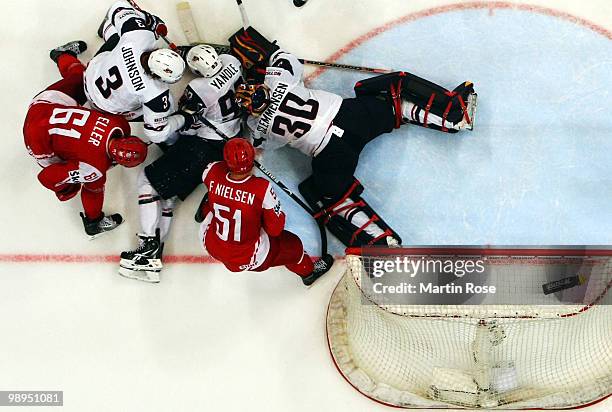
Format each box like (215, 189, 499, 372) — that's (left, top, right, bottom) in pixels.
(326, 247, 612, 409)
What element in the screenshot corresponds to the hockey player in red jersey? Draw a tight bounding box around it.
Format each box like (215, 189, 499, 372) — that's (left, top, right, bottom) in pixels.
(200, 138, 333, 286)
(23, 41, 148, 238)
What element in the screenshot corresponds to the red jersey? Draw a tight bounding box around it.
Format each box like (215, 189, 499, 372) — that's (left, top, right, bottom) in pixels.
(201, 161, 286, 271)
(24, 90, 131, 188)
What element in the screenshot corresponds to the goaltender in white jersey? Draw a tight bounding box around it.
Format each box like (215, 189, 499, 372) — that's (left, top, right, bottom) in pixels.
(84, 1, 186, 143)
(245, 50, 343, 156)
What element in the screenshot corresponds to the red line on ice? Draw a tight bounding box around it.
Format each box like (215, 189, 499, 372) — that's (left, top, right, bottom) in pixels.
(0, 254, 220, 264)
(4, 2, 610, 265)
(305, 1, 612, 83)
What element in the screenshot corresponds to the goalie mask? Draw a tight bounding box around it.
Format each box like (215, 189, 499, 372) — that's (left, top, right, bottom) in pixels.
(108, 137, 148, 168)
(235, 82, 270, 116)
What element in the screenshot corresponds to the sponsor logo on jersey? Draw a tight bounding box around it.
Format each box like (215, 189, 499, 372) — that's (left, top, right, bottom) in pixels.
(210, 63, 240, 91)
(257, 82, 289, 134)
(121, 46, 145, 92)
(68, 170, 81, 184)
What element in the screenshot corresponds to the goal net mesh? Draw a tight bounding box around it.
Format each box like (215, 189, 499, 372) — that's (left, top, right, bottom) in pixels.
(326, 248, 612, 409)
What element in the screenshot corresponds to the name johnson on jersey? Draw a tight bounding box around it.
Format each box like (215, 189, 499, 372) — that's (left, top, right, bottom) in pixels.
(122, 46, 145, 91)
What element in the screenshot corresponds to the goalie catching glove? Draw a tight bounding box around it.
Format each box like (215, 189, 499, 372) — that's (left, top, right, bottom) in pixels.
(229, 27, 279, 78)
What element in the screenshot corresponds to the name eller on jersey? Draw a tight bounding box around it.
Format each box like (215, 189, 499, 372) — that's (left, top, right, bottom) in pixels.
(88, 117, 111, 147)
(257, 82, 289, 134)
(209, 180, 256, 205)
(122, 46, 145, 92)
(210, 63, 240, 91)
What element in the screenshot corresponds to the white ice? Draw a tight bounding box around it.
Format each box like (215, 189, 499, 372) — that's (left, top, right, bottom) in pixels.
(1, 0, 610, 411)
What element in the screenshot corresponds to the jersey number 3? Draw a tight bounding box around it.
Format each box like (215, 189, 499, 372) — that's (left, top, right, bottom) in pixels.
(271, 93, 319, 139)
(95, 66, 123, 99)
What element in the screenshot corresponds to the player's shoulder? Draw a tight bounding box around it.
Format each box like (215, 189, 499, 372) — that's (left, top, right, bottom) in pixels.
(220, 54, 242, 71)
(143, 84, 172, 113)
(187, 77, 217, 105)
(202, 160, 226, 182)
(249, 175, 273, 194)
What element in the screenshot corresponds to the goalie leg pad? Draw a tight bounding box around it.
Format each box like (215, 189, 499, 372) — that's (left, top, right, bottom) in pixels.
(299, 176, 402, 247)
(354, 71, 474, 131)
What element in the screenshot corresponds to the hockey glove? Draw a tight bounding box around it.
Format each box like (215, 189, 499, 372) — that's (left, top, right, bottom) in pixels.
(179, 102, 205, 131)
(143, 11, 167, 38)
(229, 27, 279, 71)
(55, 183, 81, 202)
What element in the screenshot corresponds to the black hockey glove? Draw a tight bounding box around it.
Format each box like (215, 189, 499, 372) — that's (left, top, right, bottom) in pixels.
(179, 102, 205, 131)
(143, 11, 167, 38)
(229, 27, 279, 72)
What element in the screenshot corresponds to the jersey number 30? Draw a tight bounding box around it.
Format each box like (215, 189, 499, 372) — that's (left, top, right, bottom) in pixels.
(271, 93, 319, 139)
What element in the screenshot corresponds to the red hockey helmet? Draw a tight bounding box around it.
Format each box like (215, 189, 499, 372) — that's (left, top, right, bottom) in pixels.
(224, 138, 255, 174)
(108, 136, 148, 168)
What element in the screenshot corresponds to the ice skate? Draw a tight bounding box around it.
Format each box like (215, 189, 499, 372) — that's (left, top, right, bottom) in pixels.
(50, 40, 87, 63)
(302, 254, 334, 286)
(80, 212, 123, 240)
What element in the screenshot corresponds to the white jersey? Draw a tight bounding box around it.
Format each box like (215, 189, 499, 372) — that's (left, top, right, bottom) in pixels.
(180, 54, 243, 141)
(246, 50, 343, 157)
(84, 2, 180, 143)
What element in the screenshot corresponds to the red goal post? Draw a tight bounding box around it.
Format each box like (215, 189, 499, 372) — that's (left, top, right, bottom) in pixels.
(326, 246, 612, 409)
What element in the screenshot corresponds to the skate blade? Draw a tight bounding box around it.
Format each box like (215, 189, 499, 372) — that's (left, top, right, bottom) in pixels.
(86, 221, 124, 241)
(119, 258, 163, 271)
(118, 266, 161, 283)
(465, 92, 478, 131)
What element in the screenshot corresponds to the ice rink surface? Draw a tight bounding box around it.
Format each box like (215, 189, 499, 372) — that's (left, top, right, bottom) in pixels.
(1, 0, 610, 411)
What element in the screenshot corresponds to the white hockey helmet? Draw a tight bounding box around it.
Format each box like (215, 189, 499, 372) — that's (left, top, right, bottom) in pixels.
(148, 49, 185, 84)
(186, 45, 222, 78)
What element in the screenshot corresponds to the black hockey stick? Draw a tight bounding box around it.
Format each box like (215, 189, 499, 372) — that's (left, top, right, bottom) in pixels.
(205, 42, 392, 75)
(197, 117, 328, 257)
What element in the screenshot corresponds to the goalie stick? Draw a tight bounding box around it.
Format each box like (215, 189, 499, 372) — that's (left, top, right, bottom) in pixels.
(176, 1, 392, 74)
(195, 116, 329, 257)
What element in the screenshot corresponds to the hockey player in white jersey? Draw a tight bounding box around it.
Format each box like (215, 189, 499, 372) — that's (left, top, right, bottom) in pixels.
(229, 27, 477, 247)
(119, 45, 244, 283)
(84, 1, 196, 144)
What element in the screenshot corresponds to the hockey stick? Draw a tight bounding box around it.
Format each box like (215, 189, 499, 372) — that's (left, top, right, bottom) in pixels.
(197, 117, 329, 257)
(235, 0, 251, 30)
(205, 42, 392, 75)
(177, 2, 392, 74)
(126, 0, 178, 50)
